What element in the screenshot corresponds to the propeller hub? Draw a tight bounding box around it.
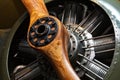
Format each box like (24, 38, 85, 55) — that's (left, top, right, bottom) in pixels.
(28, 17, 58, 47)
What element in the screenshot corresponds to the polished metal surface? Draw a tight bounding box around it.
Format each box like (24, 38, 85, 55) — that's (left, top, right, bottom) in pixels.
(91, 0, 120, 80)
(0, 0, 120, 80)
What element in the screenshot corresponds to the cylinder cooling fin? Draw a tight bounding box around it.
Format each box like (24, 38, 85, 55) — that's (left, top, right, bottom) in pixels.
(7, 0, 120, 80)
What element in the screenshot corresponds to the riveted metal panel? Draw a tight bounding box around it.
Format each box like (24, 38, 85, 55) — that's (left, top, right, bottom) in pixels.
(91, 0, 120, 80)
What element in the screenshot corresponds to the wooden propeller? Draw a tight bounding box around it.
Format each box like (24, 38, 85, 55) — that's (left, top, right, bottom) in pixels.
(21, 0, 80, 80)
